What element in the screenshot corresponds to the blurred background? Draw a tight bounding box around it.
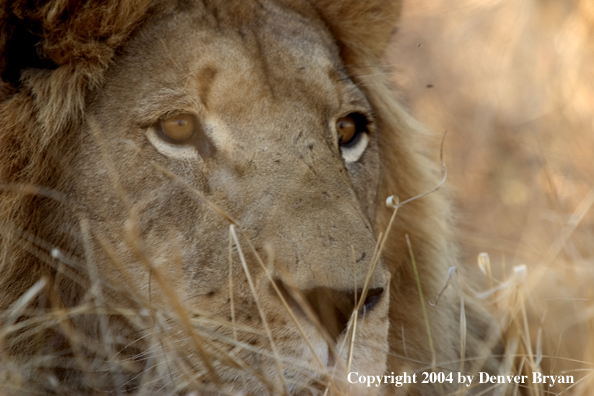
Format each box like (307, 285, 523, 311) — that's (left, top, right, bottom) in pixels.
(389, 0, 594, 393)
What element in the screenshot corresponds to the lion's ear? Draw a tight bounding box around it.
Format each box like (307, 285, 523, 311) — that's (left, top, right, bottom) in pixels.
(313, 0, 402, 62)
(0, 0, 153, 90)
(0, 0, 155, 132)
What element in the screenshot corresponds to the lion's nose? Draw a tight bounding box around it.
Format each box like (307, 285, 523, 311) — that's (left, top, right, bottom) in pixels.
(276, 282, 385, 340)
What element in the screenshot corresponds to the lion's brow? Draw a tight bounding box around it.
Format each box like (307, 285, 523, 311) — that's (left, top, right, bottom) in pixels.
(194, 66, 219, 111)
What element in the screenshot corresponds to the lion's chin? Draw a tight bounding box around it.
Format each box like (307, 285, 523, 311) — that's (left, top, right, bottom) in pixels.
(188, 325, 388, 395)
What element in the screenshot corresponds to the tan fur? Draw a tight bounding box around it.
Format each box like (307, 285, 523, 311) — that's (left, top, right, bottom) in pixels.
(0, 1, 499, 395)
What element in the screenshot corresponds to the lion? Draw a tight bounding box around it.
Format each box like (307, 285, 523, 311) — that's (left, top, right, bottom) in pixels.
(0, 0, 500, 395)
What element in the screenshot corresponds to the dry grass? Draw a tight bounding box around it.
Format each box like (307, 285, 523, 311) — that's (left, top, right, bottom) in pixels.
(0, 195, 400, 395)
(390, 0, 594, 394)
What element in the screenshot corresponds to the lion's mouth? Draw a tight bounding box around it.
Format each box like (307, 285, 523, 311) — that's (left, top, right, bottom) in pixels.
(274, 281, 386, 342)
(176, 281, 389, 395)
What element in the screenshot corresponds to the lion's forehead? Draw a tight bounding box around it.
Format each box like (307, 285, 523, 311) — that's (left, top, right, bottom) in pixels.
(102, 0, 348, 128)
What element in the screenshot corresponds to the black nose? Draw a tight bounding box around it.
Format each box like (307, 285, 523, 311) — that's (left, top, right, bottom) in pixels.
(276, 282, 385, 341)
(359, 287, 385, 314)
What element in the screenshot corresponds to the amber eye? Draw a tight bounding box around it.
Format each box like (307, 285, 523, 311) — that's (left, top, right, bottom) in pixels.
(336, 113, 367, 147)
(160, 113, 195, 142)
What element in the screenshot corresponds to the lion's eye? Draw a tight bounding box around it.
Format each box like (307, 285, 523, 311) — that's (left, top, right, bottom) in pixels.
(336, 113, 370, 163)
(160, 113, 196, 142)
(336, 116, 356, 145)
(336, 113, 366, 147)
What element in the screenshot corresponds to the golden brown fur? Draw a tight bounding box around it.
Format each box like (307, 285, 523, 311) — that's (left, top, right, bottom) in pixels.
(0, 1, 499, 395)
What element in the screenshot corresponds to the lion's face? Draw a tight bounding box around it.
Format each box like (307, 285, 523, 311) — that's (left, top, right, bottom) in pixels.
(69, 2, 389, 393)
